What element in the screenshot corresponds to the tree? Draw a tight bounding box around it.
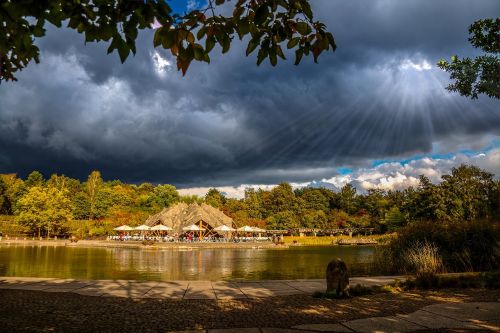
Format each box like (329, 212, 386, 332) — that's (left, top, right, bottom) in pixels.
(362, 189, 389, 223)
(0, 177, 6, 214)
(339, 184, 357, 215)
(440, 164, 496, 221)
(16, 186, 73, 237)
(296, 188, 330, 212)
(412, 175, 447, 222)
(0, 0, 335, 81)
(329, 209, 349, 228)
(205, 188, 226, 208)
(25, 171, 44, 188)
(244, 188, 264, 219)
(151, 184, 180, 207)
(383, 206, 406, 232)
(300, 209, 327, 228)
(86, 170, 103, 220)
(0, 174, 25, 214)
(266, 210, 299, 229)
(437, 18, 499, 99)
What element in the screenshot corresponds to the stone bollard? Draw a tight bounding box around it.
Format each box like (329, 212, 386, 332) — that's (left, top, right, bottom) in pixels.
(326, 258, 350, 297)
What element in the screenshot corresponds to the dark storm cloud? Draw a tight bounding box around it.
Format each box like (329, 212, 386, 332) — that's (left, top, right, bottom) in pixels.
(0, 0, 499, 187)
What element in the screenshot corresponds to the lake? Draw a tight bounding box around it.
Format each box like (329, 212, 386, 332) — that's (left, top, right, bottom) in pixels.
(0, 244, 377, 280)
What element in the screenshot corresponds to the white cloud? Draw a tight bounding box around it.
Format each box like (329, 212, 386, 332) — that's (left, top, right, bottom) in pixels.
(399, 58, 432, 71)
(151, 51, 172, 75)
(179, 148, 500, 198)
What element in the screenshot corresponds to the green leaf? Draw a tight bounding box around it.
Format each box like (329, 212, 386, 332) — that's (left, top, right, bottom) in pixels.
(197, 27, 207, 40)
(161, 31, 176, 49)
(233, 6, 244, 18)
(301, 1, 313, 20)
(193, 45, 204, 61)
(118, 42, 130, 63)
(269, 48, 277, 66)
(206, 36, 216, 53)
(257, 47, 268, 65)
(153, 29, 162, 47)
(326, 32, 336, 52)
(294, 49, 303, 65)
(246, 39, 259, 56)
(276, 45, 285, 60)
(296, 22, 311, 35)
(107, 37, 119, 54)
(32, 26, 45, 38)
(254, 5, 269, 26)
(221, 34, 230, 53)
(287, 37, 300, 49)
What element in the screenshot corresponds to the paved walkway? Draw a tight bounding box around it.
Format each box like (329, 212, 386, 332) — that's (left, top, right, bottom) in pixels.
(162, 302, 500, 332)
(0, 277, 498, 332)
(0, 276, 403, 299)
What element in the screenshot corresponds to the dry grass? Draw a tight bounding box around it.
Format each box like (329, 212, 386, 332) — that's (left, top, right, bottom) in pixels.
(284, 234, 384, 246)
(404, 240, 443, 276)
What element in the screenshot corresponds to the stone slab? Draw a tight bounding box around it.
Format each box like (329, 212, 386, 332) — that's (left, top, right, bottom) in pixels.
(259, 283, 298, 290)
(72, 290, 105, 297)
(468, 319, 500, 332)
(207, 329, 260, 333)
(397, 310, 482, 330)
(292, 323, 353, 332)
(43, 288, 80, 293)
(423, 302, 500, 322)
(0, 284, 52, 290)
(214, 291, 248, 299)
(262, 329, 316, 333)
(145, 287, 186, 299)
(343, 316, 424, 333)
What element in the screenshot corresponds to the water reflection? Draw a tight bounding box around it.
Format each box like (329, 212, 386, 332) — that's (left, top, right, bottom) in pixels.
(0, 244, 375, 280)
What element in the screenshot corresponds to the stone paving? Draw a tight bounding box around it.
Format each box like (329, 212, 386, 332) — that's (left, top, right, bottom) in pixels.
(0, 275, 405, 299)
(1, 277, 498, 332)
(162, 302, 500, 332)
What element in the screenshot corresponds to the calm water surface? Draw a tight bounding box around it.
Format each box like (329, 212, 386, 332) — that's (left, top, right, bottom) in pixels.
(0, 245, 376, 280)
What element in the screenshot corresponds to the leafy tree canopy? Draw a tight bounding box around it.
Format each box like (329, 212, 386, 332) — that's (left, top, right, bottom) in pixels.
(438, 18, 499, 99)
(16, 186, 73, 237)
(0, 0, 335, 81)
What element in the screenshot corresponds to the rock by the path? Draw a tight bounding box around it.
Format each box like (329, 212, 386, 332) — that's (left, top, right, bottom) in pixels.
(326, 258, 349, 297)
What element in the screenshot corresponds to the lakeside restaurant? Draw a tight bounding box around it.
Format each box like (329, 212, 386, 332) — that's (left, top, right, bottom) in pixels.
(110, 202, 270, 242)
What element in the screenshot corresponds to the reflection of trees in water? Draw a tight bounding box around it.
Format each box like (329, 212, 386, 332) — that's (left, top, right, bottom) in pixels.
(0, 245, 376, 280)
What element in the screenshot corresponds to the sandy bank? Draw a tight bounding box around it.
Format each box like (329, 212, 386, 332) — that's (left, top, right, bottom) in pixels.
(0, 238, 286, 249)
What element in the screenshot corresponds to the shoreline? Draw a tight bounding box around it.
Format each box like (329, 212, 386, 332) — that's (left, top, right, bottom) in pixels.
(0, 238, 380, 249)
(0, 239, 287, 249)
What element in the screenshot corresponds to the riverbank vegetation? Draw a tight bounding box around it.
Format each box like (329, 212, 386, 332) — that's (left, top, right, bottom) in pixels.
(1, 164, 497, 238)
(0, 164, 499, 273)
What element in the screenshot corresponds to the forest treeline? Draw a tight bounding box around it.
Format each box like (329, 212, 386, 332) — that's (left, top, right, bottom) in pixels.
(0, 164, 498, 238)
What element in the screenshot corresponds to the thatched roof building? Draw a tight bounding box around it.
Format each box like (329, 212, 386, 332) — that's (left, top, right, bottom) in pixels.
(144, 202, 234, 235)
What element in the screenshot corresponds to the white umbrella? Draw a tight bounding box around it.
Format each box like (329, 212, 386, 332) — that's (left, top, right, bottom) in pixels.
(237, 225, 255, 232)
(134, 224, 151, 231)
(114, 225, 133, 231)
(150, 224, 172, 231)
(182, 224, 205, 231)
(251, 227, 266, 233)
(214, 225, 236, 232)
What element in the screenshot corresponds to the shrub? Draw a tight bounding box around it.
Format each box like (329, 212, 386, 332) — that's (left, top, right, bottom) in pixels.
(401, 271, 500, 290)
(381, 220, 499, 273)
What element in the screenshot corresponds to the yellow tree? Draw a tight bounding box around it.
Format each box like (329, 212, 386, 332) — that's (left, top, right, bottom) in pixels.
(16, 186, 73, 238)
(86, 171, 103, 220)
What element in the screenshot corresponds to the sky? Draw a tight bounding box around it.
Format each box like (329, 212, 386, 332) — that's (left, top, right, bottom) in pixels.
(0, 0, 499, 198)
